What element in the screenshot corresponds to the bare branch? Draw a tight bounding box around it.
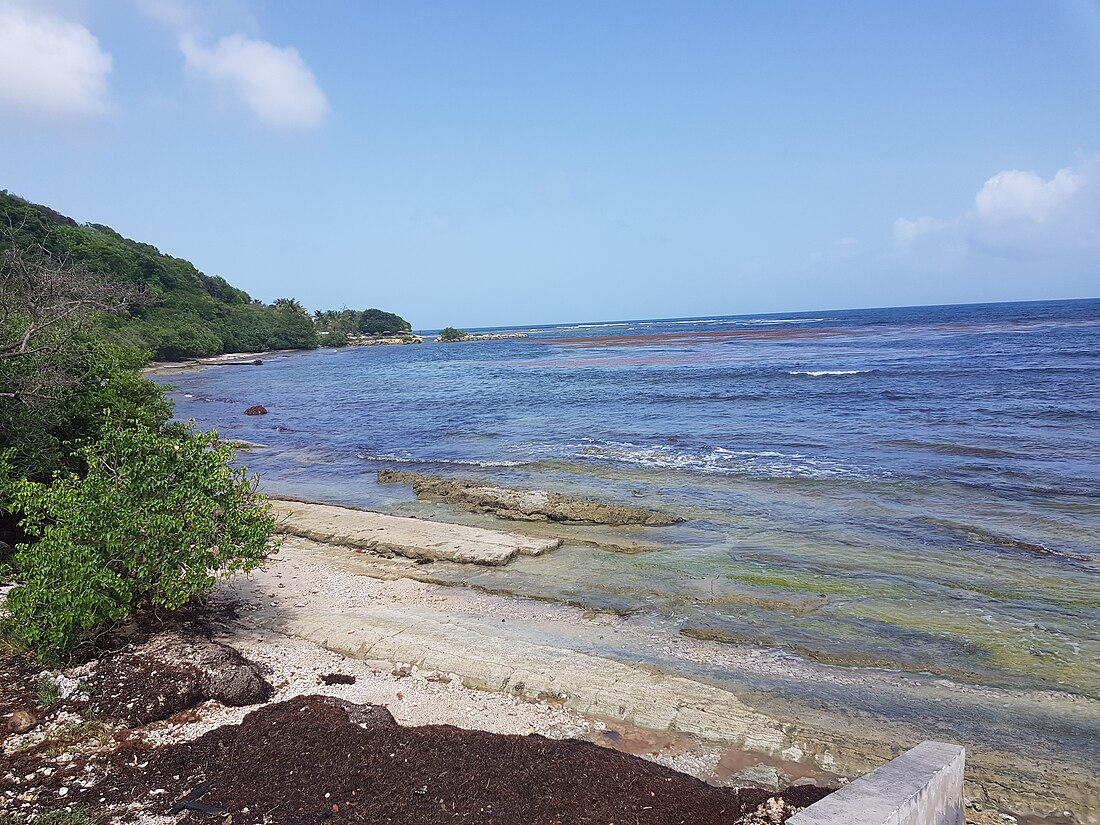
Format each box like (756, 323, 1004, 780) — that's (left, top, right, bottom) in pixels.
(0, 225, 148, 406)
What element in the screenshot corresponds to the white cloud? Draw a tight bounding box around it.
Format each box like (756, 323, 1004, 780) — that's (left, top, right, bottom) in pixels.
(0, 4, 112, 119)
(180, 33, 328, 129)
(973, 167, 1081, 222)
(895, 155, 1100, 260)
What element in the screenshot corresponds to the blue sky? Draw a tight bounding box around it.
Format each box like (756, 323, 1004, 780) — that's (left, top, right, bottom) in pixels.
(1, 0, 1098, 329)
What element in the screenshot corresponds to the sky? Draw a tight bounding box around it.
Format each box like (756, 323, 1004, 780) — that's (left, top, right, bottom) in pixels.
(1, 0, 1098, 329)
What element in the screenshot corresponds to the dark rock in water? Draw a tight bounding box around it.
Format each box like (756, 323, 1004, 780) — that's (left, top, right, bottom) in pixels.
(87, 631, 273, 726)
(376, 469, 684, 526)
(7, 708, 37, 733)
(244, 405, 268, 415)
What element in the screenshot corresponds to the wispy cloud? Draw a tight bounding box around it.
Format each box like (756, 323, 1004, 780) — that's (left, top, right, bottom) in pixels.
(895, 155, 1100, 260)
(0, 4, 112, 119)
(133, 0, 198, 31)
(180, 33, 329, 129)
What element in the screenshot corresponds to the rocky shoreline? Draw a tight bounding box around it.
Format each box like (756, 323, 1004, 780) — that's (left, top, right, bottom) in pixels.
(434, 332, 529, 342)
(4, 491, 1097, 823)
(377, 470, 684, 526)
(1, 565, 835, 824)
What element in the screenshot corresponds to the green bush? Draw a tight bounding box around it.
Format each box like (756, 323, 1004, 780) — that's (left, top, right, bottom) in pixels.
(437, 326, 467, 342)
(2, 421, 276, 661)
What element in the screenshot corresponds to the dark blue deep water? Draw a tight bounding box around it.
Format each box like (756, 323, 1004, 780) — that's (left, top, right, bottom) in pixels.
(162, 299, 1100, 697)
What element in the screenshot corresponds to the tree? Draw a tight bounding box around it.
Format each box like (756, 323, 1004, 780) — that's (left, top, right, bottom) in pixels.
(1, 192, 333, 360)
(0, 223, 278, 661)
(2, 422, 276, 660)
(0, 233, 146, 404)
(269, 298, 319, 349)
(0, 229, 157, 483)
(437, 327, 467, 342)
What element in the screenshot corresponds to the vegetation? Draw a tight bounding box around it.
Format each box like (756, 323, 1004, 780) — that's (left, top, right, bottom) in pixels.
(1, 809, 103, 825)
(1, 205, 277, 662)
(437, 326, 467, 342)
(3, 422, 274, 660)
(313, 307, 412, 345)
(1, 191, 413, 360)
(35, 674, 61, 707)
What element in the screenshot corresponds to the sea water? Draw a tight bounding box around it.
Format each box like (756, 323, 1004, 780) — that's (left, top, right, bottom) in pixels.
(161, 298, 1100, 702)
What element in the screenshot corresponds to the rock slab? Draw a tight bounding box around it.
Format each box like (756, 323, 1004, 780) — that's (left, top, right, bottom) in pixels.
(377, 470, 684, 526)
(271, 499, 562, 565)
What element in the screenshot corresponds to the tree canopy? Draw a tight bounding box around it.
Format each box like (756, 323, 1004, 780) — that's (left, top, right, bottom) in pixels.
(437, 327, 467, 342)
(0, 223, 276, 661)
(0, 191, 410, 361)
(313, 307, 412, 343)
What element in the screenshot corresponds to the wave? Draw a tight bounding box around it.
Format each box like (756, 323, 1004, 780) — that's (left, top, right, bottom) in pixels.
(357, 451, 525, 468)
(742, 318, 828, 325)
(788, 369, 871, 377)
(546, 440, 883, 481)
(557, 322, 632, 331)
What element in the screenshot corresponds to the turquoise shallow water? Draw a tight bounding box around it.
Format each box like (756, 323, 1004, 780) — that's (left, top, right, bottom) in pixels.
(161, 299, 1100, 699)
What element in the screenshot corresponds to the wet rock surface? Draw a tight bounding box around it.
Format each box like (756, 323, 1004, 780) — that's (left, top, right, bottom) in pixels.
(378, 470, 685, 526)
(271, 498, 562, 565)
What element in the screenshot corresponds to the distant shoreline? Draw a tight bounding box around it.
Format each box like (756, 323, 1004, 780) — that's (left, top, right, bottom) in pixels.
(142, 347, 313, 376)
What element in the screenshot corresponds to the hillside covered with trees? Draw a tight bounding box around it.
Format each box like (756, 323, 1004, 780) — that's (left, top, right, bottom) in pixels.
(0, 192, 409, 360)
(1, 205, 276, 660)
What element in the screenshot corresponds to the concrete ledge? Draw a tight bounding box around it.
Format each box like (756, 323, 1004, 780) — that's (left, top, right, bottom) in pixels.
(789, 741, 965, 825)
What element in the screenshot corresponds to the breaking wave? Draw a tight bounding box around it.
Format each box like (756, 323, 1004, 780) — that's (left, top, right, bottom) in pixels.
(532, 441, 884, 481)
(788, 369, 871, 377)
(357, 451, 525, 468)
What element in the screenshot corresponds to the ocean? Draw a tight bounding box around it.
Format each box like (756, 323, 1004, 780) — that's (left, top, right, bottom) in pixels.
(160, 298, 1100, 702)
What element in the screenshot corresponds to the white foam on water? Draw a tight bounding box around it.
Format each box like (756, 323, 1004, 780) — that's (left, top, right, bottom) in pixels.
(357, 451, 525, 468)
(537, 440, 883, 480)
(788, 369, 870, 376)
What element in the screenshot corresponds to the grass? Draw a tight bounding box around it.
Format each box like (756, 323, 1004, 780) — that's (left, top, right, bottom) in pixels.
(35, 674, 61, 707)
(40, 719, 112, 756)
(0, 810, 104, 825)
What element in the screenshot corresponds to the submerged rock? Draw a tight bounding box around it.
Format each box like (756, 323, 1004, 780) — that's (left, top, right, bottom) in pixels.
(244, 404, 268, 415)
(377, 470, 684, 526)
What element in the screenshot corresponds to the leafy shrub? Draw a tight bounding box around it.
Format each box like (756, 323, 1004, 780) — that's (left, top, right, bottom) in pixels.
(437, 326, 467, 342)
(3, 421, 276, 661)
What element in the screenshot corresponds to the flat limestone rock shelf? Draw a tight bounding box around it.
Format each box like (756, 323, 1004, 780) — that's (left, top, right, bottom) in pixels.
(377, 469, 684, 525)
(232, 538, 1100, 823)
(271, 499, 562, 565)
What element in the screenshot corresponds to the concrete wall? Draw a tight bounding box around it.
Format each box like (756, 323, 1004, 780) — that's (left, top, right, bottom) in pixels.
(789, 741, 965, 825)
